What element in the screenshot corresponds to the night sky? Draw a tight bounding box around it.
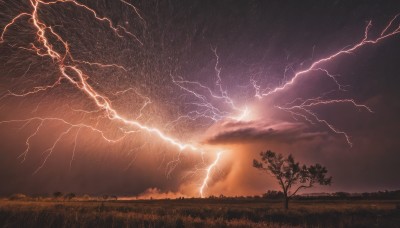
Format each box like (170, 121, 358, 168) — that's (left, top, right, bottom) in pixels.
(0, 0, 399, 197)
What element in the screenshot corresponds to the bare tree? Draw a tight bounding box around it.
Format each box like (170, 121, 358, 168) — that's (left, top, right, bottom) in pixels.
(253, 150, 332, 209)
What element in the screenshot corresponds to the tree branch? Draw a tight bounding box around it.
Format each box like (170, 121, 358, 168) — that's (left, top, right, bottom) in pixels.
(289, 183, 312, 198)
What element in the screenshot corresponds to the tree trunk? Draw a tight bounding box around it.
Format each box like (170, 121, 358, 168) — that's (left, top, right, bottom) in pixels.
(284, 197, 289, 210)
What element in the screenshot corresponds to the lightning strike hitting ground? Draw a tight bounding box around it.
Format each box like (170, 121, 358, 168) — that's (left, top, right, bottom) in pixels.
(199, 151, 222, 198)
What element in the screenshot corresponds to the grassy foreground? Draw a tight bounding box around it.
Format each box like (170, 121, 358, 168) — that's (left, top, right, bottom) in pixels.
(0, 198, 399, 227)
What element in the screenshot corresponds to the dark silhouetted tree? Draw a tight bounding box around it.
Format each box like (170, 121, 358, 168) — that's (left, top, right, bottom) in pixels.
(253, 150, 332, 209)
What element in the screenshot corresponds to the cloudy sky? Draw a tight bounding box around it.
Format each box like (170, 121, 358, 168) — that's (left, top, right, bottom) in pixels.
(0, 0, 399, 197)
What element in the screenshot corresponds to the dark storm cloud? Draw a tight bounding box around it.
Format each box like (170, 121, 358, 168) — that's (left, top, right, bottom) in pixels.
(205, 120, 326, 145)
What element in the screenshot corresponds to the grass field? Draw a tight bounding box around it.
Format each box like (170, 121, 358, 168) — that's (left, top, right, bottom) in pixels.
(0, 198, 399, 227)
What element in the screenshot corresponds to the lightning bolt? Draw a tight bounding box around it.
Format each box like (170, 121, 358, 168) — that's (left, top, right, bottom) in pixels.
(276, 98, 373, 146)
(170, 47, 249, 124)
(251, 17, 399, 146)
(0, 0, 221, 196)
(199, 151, 222, 198)
(256, 20, 400, 98)
(1, 0, 197, 150)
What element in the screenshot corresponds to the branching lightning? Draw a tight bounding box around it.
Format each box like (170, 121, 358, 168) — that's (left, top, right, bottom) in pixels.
(199, 151, 222, 197)
(251, 17, 399, 146)
(0, 0, 219, 196)
(170, 47, 249, 123)
(256, 20, 400, 98)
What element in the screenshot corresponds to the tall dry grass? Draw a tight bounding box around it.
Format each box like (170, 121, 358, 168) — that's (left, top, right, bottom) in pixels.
(0, 199, 399, 227)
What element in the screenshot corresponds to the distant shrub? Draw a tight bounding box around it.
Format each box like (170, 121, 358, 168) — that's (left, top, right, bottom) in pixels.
(64, 193, 76, 200)
(9, 193, 27, 200)
(82, 194, 90, 200)
(263, 190, 284, 199)
(334, 192, 350, 199)
(53, 192, 63, 198)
